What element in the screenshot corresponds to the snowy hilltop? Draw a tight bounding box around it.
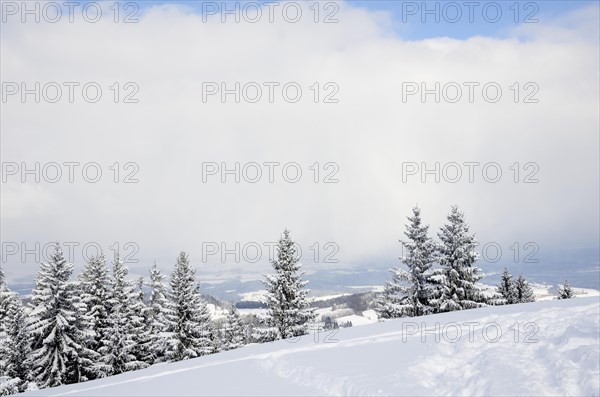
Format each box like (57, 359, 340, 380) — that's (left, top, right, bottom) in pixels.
(1, 210, 597, 396)
(20, 297, 599, 396)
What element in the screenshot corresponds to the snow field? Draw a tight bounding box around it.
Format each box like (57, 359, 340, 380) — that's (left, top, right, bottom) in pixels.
(24, 296, 599, 396)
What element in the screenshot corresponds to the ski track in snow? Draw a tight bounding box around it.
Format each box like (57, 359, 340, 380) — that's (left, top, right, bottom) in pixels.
(411, 304, 600, 396)
(25, 297, 600, 397)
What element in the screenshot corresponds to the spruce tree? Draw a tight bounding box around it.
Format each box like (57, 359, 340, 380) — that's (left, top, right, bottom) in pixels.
(131, 276, 151, 365)
(221, 304, 246, 351)
(165, 252, 214, 361)
(0, 267, 11, 374)
(100, 254, 148, 375)
(27, 245, 83, 388)
(79, 254, 112, 378)
(66, 281, 99, 384)
(558, 279, 574, 299)
(145, 263, 173, 363)
(514, 274, 535, 303)
(497, 268, 518, 304)
(396, 207, 437, 316)
(262, 230, 315, 339)
(0, 292, 33, 393)
(0, 268, 21, 394)
(434, 206, 487, 312)
(0, 377, 20, 396)
(377, 207, 438, 319)
(0, 267, 9, 323)
(376, 268, 410, 319)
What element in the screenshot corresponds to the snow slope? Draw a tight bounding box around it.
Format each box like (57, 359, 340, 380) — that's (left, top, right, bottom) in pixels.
(23, 297, 600, 396)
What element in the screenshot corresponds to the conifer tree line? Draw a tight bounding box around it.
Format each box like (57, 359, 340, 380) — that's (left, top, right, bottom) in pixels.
(375, 205, 567, 319)
(0, 229, 314, 395)
(496, 268, 535, 305)
(557, 279, 574, 300)
(0, 220, 578, 394)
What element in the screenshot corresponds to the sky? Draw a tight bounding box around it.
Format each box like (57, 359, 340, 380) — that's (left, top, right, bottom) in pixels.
(132, 0, 599, 39)
(1, 0, 599, 287)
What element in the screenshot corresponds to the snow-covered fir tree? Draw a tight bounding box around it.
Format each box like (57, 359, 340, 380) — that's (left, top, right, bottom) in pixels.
(0, 376, 20, 396)
(497, 268, 518, 304)
(0, 267, 10, 363)
(0, 272, 8, 381)
(27, 245, 84, 388)
(432, 206, 487, 312)
(100, 254, 148, 375)
(165, 252, 215, 361)
(376, 268, 409, 319)
(514, 274, 535, 303)
(262, 230, 315, 339)
(0, 287, 34, 393)
(79, 254, 112, 378)
(131, 276, 151, 364)
(0, 267, 9, 322)
(136, 276, 145, 303)
(145, 263, 173, 364)
(7, 297, 31, 389)
(66, 281, 99, 384)
(557, 279, 574, 299)
(221, 304, 246, 351)
(0, 269, 12, 363)
(249, 315, 276, 343)
(378, 207, 437, 318)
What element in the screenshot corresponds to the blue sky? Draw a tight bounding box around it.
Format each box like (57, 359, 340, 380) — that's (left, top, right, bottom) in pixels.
(349, 0, 596, 39)
(131, 0, 597, 39)
(26, 0, 597, 39)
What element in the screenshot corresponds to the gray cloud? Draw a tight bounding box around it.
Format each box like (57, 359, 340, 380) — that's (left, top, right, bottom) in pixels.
(1, 1, 598, 282)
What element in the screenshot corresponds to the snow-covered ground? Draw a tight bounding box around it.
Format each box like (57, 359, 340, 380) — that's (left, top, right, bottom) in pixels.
(237, 308, 268, 316)
(531, 283, 600, 301)
(205, 304, 228, 320)
(345, 285, 384, 292)
(238, 290, 268, 303)
(238, 290, 352, 304)
(236, 284, 600, 330)
(235, 284, 599, 330)
(23, 297, 600, 396)
(310, 293, 351, 302)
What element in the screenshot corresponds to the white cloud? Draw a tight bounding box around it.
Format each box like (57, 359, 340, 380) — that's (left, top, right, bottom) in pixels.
(1, 1, 598, 280)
